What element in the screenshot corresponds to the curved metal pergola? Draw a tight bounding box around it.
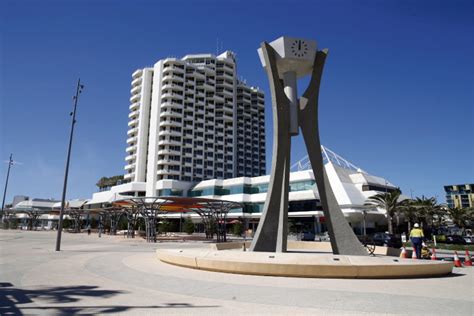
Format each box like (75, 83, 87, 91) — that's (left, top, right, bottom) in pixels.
(84, 206, 127, 237)
(112, 197, 171, 242)
(112, 196, 242, 243)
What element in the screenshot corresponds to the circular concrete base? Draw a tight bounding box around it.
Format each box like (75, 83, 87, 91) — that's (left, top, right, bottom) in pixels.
(157, 248, 454, 279)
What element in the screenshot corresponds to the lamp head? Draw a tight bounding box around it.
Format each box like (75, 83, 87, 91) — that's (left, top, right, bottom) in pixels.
(258, 36, 317, 79)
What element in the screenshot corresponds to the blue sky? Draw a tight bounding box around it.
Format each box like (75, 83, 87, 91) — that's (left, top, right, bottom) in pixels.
(1, 0, 473, 204)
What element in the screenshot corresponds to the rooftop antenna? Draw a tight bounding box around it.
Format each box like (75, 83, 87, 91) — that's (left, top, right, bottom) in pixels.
(216, 38, 219, 55)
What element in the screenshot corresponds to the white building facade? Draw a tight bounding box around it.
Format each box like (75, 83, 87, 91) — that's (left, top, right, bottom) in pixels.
(125, 51, 265, 197)
(11, 198, 59, 230)
(89, 146, 401, 234)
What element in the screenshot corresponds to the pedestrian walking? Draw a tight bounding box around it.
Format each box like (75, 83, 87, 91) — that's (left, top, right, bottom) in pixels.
(409, 223, 424, 259)
(87, 224, 91, 235)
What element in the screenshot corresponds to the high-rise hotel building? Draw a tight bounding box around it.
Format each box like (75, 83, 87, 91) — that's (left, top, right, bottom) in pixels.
(125, 51, 265, 195)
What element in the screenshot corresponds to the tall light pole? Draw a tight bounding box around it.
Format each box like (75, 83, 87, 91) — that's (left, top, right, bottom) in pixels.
(55, 79, 84, 251)
(1, 153, 14, 226)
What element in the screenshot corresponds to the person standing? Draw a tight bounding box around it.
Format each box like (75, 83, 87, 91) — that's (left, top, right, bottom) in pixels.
(409, 223, 424, 259)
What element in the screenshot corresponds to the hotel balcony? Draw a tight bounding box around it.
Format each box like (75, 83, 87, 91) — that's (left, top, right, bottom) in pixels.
(157, 169, 180, 176)
(158, 129, 181, 137)
(126, 136, 137, 144)
(130, 93, 140, 103)
(222, 89, 233, 98)
(202, 82, 214, 91)
(170, 66, 185, 74)
(129, 102, 140, 111)
(161, 91, 175, 99)
(223, 113, 233, 122)
(194, 117, 204, 124)
(214, 94, 224, 101)
(161, 82, 173, 91)
(194, 107, 205, 115)
(124, 173, 135, 179)
(160, 101, 183, 110)
(157, 148, 174, 155)
(125, 154, 136, 162)
(195, 90, 205, 98)
(128, 117, 139, 126)
(221, 80, 234, 89)
(223, 105, 233, 113)
(127, 127, 138, 136)
(159, 119, 181, 128)
(157, 159, 180, 166)
(222, 72, 234, 79)
(130, 85, 141, 95)
(132, 69, 143, 79)
(193, 72, 205, 79)
(162, 73, 184, 82)
(124, 163, 135, 170)
(131, 77, 142, 86)
(194, 133, 204, 141)
(158, 139, 181, 147)
(128, 110, 139, 119)
(159, 110, 182, 119)
(125, 145, 136, 153)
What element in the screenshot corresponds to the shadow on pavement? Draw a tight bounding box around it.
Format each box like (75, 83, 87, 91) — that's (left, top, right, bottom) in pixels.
(0, 282, 218, 315)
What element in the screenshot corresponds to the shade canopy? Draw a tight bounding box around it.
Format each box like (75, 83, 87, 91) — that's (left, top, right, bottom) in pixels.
(111, 196, 242, 214)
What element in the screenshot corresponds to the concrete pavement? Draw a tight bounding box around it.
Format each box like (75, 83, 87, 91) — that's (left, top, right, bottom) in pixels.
(1, 230, 472, 315)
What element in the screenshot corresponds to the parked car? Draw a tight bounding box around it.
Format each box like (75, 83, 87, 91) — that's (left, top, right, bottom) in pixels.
(463, 236, 473, 244)
(445, 235, 467, 245)
(371, 232, 402, 248)
(300, 231, 315, 241)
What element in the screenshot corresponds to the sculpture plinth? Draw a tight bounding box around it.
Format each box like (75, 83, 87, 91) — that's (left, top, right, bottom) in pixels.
(250, 37, 367, 256)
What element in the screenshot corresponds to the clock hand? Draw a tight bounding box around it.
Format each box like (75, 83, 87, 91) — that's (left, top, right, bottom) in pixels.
(298, 40, 301, 51)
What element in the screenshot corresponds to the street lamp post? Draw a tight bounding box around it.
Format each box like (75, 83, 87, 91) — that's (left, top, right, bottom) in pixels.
(1, 154, 14, 227)
(362, 210, 367, 237)
(55, 79, 84, 251)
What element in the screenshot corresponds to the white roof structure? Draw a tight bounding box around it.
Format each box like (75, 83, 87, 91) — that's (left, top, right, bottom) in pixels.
(52, 199, 89, 210)
(13, 198, 59, 211)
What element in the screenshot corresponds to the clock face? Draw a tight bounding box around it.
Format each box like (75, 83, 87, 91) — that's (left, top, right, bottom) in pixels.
(290, 39, 309, 58)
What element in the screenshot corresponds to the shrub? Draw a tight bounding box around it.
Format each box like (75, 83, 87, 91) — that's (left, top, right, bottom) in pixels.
(232, 222, 243, 236)
(183, 217, 195, 235)
(9, 218, 18, 229)
(63, 218, 72, 229)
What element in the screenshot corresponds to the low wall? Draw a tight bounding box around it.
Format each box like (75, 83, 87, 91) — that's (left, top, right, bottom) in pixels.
(157, 248, 453, 279)
(210, 241, 402, 257)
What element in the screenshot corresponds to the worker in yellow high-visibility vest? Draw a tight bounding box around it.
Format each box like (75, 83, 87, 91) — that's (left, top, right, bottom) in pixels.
(409, 223, 424, 259)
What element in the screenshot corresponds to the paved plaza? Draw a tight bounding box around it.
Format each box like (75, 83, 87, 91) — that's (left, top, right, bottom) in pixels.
(0, 230, 472, 315)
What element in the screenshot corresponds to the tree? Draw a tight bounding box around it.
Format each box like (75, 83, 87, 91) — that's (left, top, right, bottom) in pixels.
(365, 189, 404, 234)
(96, 175, 124, 191)
(183, 217, 195, 235)
(447, 207, 473, 232)
(412, 196, 443, 229)
(399, 200, 421, 233)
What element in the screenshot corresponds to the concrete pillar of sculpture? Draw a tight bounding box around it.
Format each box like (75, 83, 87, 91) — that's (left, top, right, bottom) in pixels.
(249, 43, 291, 252)
(250, 37, 367, 256)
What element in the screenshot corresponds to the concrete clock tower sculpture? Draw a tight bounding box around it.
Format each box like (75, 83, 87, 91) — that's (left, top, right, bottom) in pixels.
(250, 37, 367, 256)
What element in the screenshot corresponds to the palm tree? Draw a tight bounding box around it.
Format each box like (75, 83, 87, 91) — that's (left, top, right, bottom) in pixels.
(412, 196, 443, 229)
(447, 207, 473, 233)
(365, 189, 404, 234)
(399, 200, 420, 233)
